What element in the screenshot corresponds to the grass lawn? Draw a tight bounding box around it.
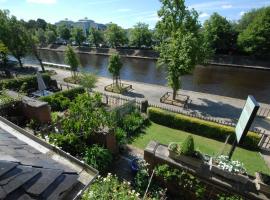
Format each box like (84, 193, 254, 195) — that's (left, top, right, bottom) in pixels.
(130, 122, 270, 175)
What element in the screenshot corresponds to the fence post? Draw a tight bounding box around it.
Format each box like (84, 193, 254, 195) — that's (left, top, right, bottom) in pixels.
(141, 100, 149, 113)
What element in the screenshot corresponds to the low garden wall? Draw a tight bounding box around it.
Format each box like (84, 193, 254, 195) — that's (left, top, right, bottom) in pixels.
(144, 141, 269, 200)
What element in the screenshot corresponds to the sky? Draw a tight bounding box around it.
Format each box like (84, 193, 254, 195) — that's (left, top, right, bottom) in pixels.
(0, 0, 270, 28)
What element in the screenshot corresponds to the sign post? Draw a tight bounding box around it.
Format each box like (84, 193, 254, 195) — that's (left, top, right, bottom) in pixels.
(228, 95, 260, 159)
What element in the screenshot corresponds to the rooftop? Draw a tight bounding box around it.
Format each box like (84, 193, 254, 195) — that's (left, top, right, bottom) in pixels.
(0, 117, 98, 200)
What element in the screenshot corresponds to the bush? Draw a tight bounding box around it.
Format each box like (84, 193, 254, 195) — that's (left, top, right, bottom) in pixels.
(115, 127, 127, 145)
(147, 107, 260, 150)
(180, 135, 195, 156)
(83, 145, 113, 174)
(0, 74, 52, 92)
(120, 110, 146, 135)
(39, 87, 85, 111)
(49, 133, 85, 156)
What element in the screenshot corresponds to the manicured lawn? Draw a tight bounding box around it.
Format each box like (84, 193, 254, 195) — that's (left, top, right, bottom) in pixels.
(130, 122, 270, 175)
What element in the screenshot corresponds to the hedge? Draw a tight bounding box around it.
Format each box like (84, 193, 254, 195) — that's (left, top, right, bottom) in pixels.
(147, 107, 261, 150)
(39, 87, 85, 111)
(0, 74, 52, 92)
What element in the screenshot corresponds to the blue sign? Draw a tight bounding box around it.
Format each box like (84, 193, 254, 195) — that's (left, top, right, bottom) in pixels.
(235, 96, 260, 143)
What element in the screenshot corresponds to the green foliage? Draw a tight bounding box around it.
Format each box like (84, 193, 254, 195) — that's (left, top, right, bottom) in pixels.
(156, 0, 209, 99)
(105, 23, 128, 47)
(0, 41, 8, 67)
(130, 22, 152, 48)
(57, 24, 71, 41)
(108, 53, 122, 85)
(36, 28, 46, 46)
(49, 133, 85, 156)
(147, 107, 260, 150)
(79, 72, 97, 91)
(83, 145, 113, 173)
(64, 45, 80, 78)
(39, 87, 85, 111)
(237, 7, 270, 58)
(203, 13, 237, 54)
(120, 110, 145, 135)
(179, 135, 195, 156)
(0, 74, 52, 92)
(218, 194, 243, 200)
(82, 174, 140, 200)
(115, 128, 127, 145)
(45, 30, 57, 44)
(88, 27, 104, 47)
(71, 27, 86, 46)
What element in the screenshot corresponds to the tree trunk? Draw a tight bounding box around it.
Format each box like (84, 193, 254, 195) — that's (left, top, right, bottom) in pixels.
(173, 89, 177, 100)
(18, 58, 23, 68)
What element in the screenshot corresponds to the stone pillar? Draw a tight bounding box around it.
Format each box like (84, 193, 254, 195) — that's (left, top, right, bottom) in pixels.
(141, 100, 148, 113)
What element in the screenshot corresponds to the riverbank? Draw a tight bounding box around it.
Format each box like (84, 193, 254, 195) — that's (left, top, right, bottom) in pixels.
(40, 45, 270, 70)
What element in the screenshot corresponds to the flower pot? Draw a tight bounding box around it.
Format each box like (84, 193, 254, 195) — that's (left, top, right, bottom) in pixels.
(255, 172, 270, 196)
(176, 154, 203, 169)
(210, 164, 249, 184)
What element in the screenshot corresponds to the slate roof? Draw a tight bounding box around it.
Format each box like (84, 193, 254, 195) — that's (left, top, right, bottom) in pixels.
(0, 118, 98, 200)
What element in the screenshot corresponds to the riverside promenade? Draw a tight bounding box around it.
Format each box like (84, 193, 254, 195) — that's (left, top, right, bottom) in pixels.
(38, 65, 270, 135)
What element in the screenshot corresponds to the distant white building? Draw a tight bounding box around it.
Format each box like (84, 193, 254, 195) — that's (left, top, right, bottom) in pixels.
(55, 18, 106, 36)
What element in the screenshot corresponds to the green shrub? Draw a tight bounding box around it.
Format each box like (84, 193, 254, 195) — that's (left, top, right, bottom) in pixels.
(120, 111, 145, 135)
(180, 135, 195, 156)
(49, 133, 85, 156)
(0, 74, 52, 92)
(83, 145, 113, 174)
(147, 107, 260, 150)
(39, 87, 85, 111)
(115, 128, 127, 145)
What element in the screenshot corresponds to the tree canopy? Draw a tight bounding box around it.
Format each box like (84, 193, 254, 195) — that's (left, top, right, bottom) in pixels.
(88, 27, 104, 47)
(129, 22, 153, 48)
(57, 24, 71, 41)
(108, 53, 123, 85)
(105, 23, 127, 48)
(71, 27, 86, 46)
(0, 41, 8, 68)
(65, 45, 80, 78)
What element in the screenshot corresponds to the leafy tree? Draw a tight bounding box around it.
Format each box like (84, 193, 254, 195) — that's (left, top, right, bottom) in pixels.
(45, 30, 57, 44)
(203, 13, 236, 54)
(71, 27, 85, 46)
(5, 16, 29, 68)
(26, 19, 37, 29)
(57, 24, 71, 41)
(108, 53, 122, 86)
(36, 18, 47, 30)
(0, 41, 8, 68)
(79, 72, 97, 92)
(0, 10, 9, 47)
(237, 7, 270, 58)
(130, 22, 152, 48)
(88, 27, 104, 47)
(64, 45, 80, 79)
(105, 23, 128, 48)
(156, 0, 209, 100)
(36, 28, 47, 46)
(28, 31, 45, 72)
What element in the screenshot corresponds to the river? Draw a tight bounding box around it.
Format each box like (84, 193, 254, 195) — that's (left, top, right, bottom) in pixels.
(24, 50, 270, 104)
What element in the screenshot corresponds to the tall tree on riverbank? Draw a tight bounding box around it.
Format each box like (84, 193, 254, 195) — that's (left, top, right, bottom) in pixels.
(105, 23, 128, 48)
(65, 45, 80, 79)
(0, 41, 8, 68)
(88, 27, 104, 47)
(156, 0, 210, 100)
(130, 23, 153, 48)
(108, 53, 122, 87)
(58, 24, 71, 42)
(72, 27, 85, 47)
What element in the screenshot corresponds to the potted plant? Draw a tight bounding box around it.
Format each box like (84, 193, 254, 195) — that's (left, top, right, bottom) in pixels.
(255, 172, 270, 196)
(168, 135, 204, 168)
(209, 155, 249, 184)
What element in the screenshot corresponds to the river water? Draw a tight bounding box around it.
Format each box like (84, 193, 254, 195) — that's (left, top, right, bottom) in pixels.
(24, 50, 270, 104)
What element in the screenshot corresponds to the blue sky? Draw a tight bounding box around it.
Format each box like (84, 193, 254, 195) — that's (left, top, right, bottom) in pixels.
(0, 0, 270, 28)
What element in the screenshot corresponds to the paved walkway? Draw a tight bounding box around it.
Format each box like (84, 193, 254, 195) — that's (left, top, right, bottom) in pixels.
(40, 66, 270, 134)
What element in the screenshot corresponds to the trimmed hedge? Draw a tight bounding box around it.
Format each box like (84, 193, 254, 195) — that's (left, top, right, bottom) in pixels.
(0, 74, 52, 92)
(39, 87, 85, 111)
(147, 107, 261, 150)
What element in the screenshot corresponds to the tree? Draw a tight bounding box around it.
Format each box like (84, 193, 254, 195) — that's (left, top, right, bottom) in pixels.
(36, 18, 47, 30)
(65, 45, 80, 79)
(0, 10, 9, 46)
(105, 23, 128, 48)
(130, 22, 152, 48)
(6, 16, 29, 68)
(237, 7, 270, 58)
(108, 53, 122, 87)
(88, 27, 104, 47)
(0, 41, 8, 68)
(79, 72, 97, 92)
(28, 31, 45, 72)
(45, 30, 57, 44)
(36, 28, 47, 46)
(71, 27, 85, 46)
(156, 0, 209, 100)
(57, 25, 71, 41)
(203, 13, 236, 54)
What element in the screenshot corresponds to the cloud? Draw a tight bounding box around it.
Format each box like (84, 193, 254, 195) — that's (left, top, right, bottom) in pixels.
(199, 12, 210, 18)
(221, 4, 233, 9)
(240, 11, 246, 16)
(26, 0, 56, 4)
